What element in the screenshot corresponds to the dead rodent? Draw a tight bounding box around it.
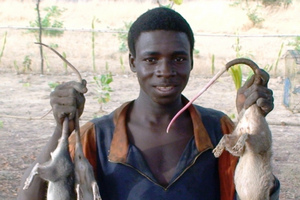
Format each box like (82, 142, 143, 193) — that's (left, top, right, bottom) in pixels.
(23, 117, 76, 200)
(23, 43, 101, 200)
(213, 103, 274, 200)
(167, 58, 274, 200)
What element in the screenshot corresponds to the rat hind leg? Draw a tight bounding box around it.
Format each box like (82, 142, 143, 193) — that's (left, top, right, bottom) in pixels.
(92, 181, 101, 200)
(37, 162, 61, 182)
(228, 126, 250, 156)
(213, 132, 242, 158)
(213, 136, 226, 157)
(23, 163, 40, 190)
(227, 133, 248, 156)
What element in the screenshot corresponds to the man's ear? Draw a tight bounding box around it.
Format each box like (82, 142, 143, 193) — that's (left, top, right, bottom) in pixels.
(191, 58, 193, 71)
(129, 53, 136, 73)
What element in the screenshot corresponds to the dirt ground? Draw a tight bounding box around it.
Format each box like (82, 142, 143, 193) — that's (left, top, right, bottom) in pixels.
(0, 0, 300, 199)
(0, 71, 299, 199)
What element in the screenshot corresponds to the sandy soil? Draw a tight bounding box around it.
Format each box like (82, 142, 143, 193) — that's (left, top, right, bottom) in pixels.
(0, 0, 300, 199)
(1, 72, 300, 199)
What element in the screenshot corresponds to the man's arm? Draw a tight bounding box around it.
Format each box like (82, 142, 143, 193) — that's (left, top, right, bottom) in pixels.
(270, 177, 280, 200)
(17, 126, 63, 200)
(17, 81, 87, 200)
(236, 177, 280, 200)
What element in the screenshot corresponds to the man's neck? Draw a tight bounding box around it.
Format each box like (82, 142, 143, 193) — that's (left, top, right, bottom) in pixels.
(133, 96, 183, 119)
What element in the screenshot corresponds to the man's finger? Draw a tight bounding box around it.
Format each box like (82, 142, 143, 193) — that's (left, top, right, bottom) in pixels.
(50, 96, 76, 106)
(254, 69, 269, 86)
(56, 81, 87, 94)
(243, 92, 259, 110)
(257, 96, 274, 115)
(241, 74, 255, 90)
(70, 80, 88, 93)
(53, 104, 77, 120)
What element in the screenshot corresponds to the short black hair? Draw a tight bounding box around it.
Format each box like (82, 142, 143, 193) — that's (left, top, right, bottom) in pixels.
(128, 7, 194, 58)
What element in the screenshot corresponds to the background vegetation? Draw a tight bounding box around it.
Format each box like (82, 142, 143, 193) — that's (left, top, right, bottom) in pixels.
(0, 1, 300, 199)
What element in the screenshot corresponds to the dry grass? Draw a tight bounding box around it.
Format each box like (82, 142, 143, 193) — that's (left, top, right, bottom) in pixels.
(0, 0, 300, 75)
(0, 1, 300, 199)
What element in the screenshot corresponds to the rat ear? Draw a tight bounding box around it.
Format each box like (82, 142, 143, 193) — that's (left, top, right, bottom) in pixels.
(129, 54, 136, 73)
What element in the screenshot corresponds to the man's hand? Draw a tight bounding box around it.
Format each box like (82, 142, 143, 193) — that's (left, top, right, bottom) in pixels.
(236, 69, 274, 116)
(50, 80, 87, 132)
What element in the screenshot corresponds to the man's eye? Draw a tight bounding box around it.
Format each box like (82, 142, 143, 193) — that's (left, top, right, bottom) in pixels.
(145, 58, 156, 63)
(174, 57, 185, 62)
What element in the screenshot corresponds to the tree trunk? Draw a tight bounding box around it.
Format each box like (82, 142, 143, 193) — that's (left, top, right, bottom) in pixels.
(36, 0, 44, 74)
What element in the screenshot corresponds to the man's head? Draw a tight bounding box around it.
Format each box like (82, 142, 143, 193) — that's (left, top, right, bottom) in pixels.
(128, 7, 194, 59)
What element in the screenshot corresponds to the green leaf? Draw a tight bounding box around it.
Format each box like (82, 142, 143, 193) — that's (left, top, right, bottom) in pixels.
(172, 0, 183, 5)
(228, 64, 242, 90)
(48, 82, 60, 91)
(23, 82, 31, 87)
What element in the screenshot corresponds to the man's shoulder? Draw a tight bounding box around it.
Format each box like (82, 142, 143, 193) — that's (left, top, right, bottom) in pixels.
(90, 111, 115, 129)
(89, 101, 132, 131)
(192, 104, 234, 135)
(192, 104, 226, 119)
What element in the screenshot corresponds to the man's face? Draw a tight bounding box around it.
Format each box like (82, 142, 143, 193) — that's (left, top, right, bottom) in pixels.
(130, 30, 192, 105)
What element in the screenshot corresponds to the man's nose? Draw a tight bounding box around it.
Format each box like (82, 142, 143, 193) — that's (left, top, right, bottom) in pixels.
(155, 60, 176, 77)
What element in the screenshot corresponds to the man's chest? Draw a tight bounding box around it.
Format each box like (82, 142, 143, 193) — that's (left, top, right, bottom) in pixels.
(128, 124, 193, 185)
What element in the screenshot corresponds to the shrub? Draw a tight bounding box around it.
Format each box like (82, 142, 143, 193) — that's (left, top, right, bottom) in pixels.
(29, 5, 66, 37)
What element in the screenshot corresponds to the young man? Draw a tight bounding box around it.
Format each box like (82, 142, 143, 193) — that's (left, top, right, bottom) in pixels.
(18, 7, 279, 200)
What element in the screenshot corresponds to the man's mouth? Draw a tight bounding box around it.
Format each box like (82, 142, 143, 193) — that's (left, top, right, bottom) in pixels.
(156, 86, 175, 92)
